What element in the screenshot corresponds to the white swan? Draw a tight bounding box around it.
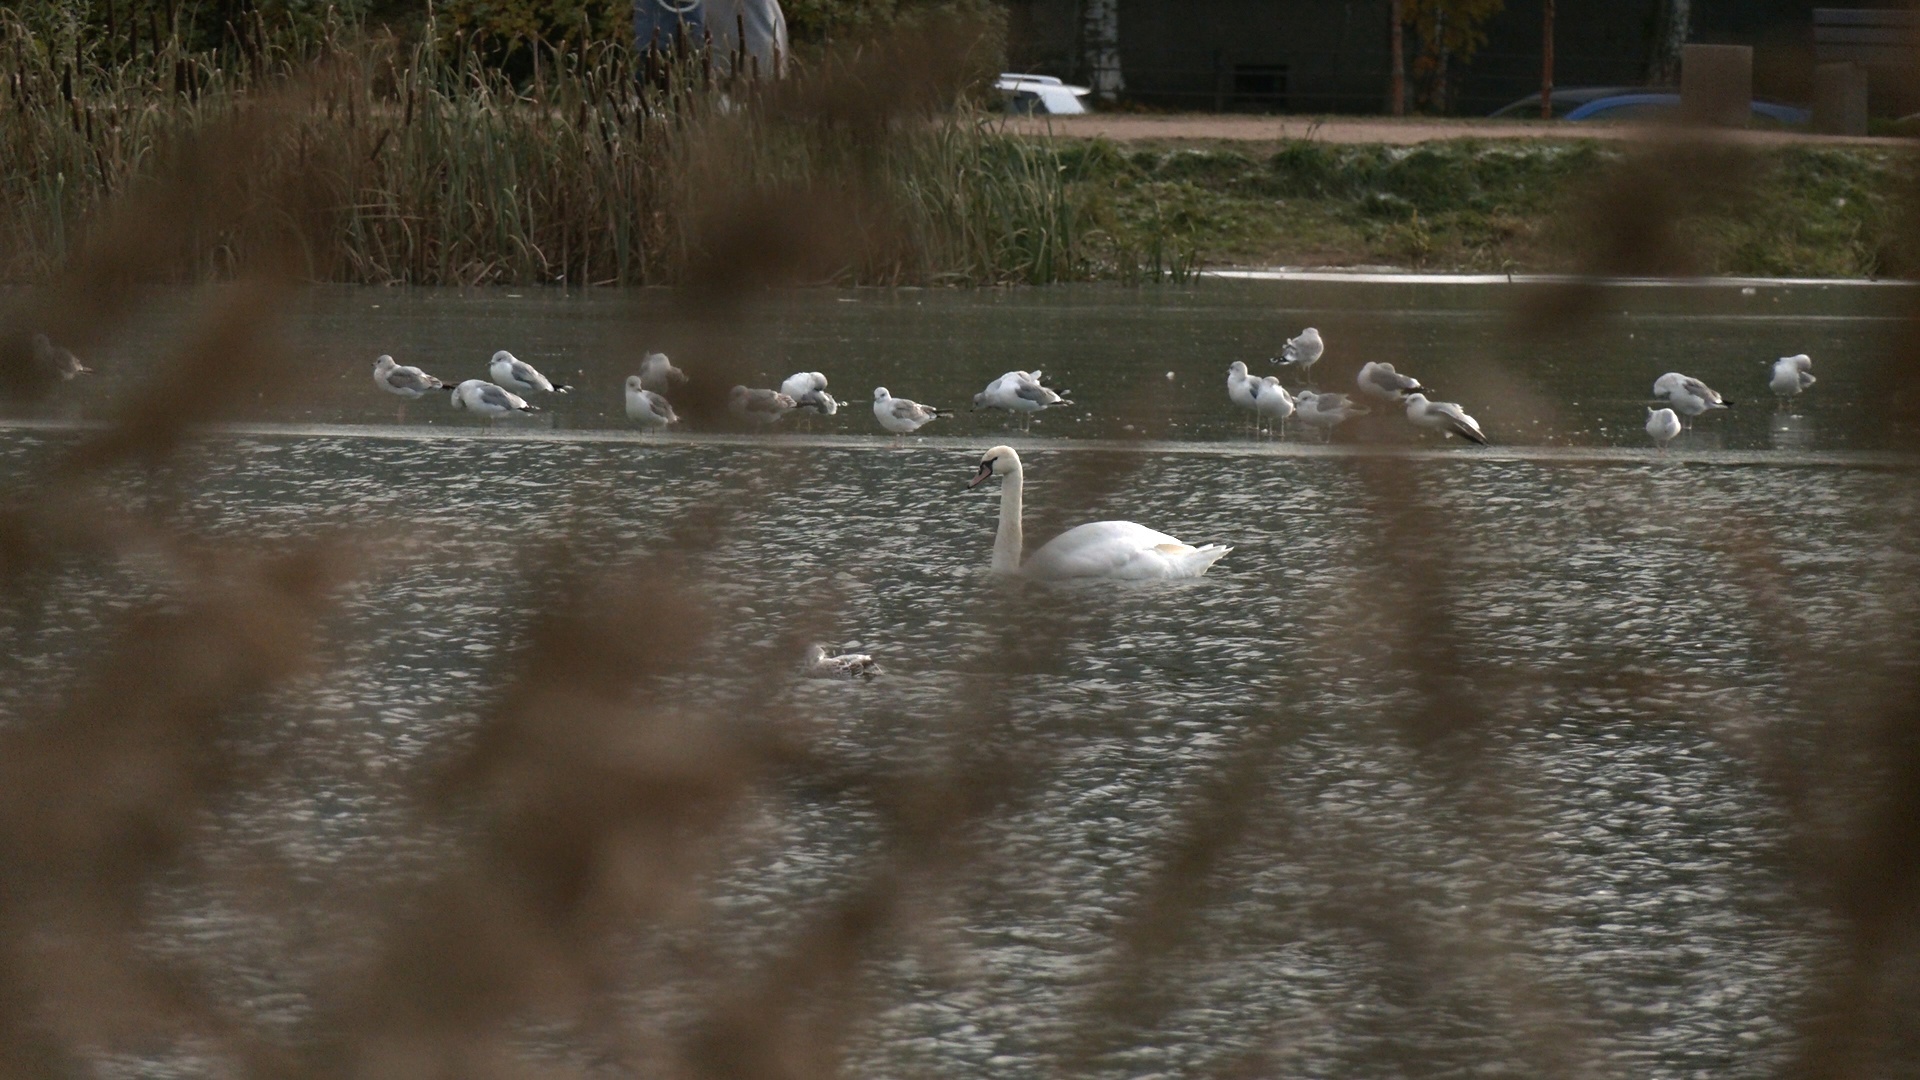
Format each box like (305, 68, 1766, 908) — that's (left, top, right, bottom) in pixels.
(966, 445, 1230, 580)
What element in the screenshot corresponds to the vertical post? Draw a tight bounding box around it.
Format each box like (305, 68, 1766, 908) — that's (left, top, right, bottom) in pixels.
(1390, 0, 1405, 116)
(1540, 0, 1554, 119)
(1083, 0, 1123, 103)
(1656, 0, 1690, 84)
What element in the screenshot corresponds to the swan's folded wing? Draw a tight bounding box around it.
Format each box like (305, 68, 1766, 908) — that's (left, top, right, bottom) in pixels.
(1026, 521, 1226, 580)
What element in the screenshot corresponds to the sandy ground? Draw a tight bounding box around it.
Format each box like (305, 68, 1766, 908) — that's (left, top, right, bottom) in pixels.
(1000, 113, 1909, 149)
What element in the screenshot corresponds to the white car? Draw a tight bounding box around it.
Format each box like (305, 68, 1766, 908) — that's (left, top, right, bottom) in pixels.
(995, 73, 1091, 116)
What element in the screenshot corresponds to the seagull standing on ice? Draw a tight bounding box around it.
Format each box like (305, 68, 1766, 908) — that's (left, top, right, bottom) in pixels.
(625, 376, 678, 432)
(1652, 372, 1731, 430)
(729, 385, 798, 426)
(1769, 354, 1815, 409)
(1356, 361, 1426, 402)
(1646, 406, 1682, 450)
(373, 354, 451, 421)
(1292, 390, 1368, 440)
(638, 352, 687, 392)
(1274, 327, 1325, 383)
(1403, 393, 1488, 445)
(489, 350, 571, 395)
(452, 378, 539, 427)
(872, 387, 942, 436)
(1252, 376, 1294, 438)
(804, 644, 883, 680)
(1227, 361, 1261, 432)
(973, 370, 1070, 429)
(780, 371, 840, 416)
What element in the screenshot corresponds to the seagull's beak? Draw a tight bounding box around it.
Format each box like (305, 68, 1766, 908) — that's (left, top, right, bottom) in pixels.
(966, 461, 993, 489)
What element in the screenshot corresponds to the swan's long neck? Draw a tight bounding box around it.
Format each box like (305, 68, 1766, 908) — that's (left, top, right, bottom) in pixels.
(993, 465, 1024, 574)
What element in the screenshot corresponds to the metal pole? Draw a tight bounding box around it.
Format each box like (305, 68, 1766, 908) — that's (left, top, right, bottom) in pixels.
(1541, 0, 1555, 119)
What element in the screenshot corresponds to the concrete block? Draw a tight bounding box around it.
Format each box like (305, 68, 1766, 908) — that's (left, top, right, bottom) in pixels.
(1681, 44, 1753, 127)
(1813, 62, 1869, 136)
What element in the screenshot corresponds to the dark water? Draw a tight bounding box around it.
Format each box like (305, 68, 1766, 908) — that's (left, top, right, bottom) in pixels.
(4, 280, 1917, 1077)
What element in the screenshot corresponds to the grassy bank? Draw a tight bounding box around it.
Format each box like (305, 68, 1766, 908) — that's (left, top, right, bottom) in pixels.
(1063, 137, 1913, 277)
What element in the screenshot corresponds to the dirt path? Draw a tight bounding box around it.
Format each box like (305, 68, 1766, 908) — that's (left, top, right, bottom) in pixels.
(1000, 113, 1908, 149)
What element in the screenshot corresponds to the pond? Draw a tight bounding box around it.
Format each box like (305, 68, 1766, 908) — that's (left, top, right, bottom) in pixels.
(3, 278, 1915, 1078)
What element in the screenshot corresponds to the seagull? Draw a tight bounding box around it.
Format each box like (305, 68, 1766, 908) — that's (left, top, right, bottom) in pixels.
(804, 644, 883, 680)
(1227, 361, 1261, 432)
(872, 387, 942, 436)
(729, 385, 798, 426)
(1646, 406, 1682, 450)
(489, 350, 571, 394)
(1274, 327, 1324, 383)
(1403, 393, 1488, 445)
(1252, 376, 1294, 438)
(451, 378, 539, 425)
(1652, 372, 1731, 430)
(780, 371, 839, 415)
(638, 352, 687, 392)
(373, 354, 452, 421)
(625, 375, 678, 431)
(32, 334, 92, 380)
(1292, 390, 1369, 441)
(973, 370, 1070, 429)
(1769, 354, 1814, 408)
(1356, 361, 1426, 402)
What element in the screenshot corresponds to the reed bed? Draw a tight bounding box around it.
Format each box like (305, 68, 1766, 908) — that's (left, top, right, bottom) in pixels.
(0, 11, 1171, 287)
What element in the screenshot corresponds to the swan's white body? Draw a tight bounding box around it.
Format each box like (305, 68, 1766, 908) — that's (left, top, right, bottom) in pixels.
(968, 446, 1229, 580)
(1646, 406, 1681, 449)
(1403, 393, 1488, 444)
(490, 350, 569, 394)
(1770, 354, 1814, 400)
(638, 352, 686, 392)
(625, 376, 678, 429)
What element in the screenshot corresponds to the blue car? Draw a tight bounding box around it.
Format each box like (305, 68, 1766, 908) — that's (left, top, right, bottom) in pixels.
(1563, 92, 1810, 127)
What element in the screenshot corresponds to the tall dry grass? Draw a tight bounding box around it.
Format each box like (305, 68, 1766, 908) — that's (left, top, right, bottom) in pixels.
(0, 9, 1170, 288)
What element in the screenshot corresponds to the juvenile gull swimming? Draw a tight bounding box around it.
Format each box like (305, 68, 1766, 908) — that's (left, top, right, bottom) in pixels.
(804, 644, 883, 680)
(490, 350, 571, 394)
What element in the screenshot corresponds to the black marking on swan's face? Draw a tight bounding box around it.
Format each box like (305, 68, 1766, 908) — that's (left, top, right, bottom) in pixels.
(967, 452, 1002, 489)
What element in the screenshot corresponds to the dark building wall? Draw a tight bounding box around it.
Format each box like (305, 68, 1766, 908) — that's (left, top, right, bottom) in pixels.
(1005, 0, 1866, 116)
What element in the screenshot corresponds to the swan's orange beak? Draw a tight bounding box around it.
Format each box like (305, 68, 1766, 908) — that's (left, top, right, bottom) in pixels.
(966, 460, 993, 489)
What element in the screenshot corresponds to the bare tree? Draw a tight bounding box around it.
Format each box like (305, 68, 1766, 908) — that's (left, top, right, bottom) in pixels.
(1655, 0, 1689, 84)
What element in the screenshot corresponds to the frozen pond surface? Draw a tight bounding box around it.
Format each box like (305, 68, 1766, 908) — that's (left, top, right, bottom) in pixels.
(2, 280, 1916, 1078)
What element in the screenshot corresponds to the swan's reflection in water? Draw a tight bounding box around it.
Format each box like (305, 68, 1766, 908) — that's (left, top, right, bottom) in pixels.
(1770, 411, 1817, 450)
(3, 434, 1915, 1079)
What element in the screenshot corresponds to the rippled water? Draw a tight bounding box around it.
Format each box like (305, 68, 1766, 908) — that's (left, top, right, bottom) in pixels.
(5, 280, 1918, 1077)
